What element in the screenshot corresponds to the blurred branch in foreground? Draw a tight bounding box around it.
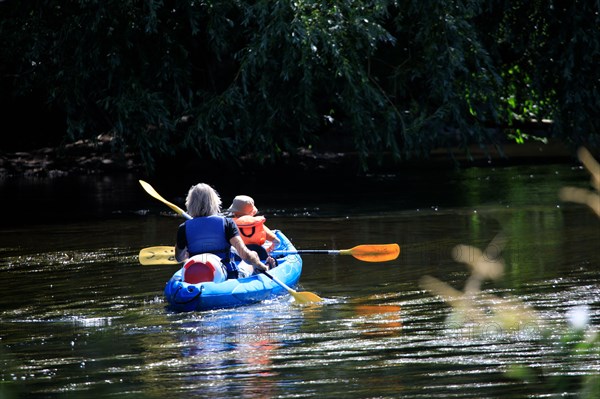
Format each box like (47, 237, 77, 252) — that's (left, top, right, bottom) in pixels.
(559, 147, 600, 217)
(420, 233, 540, 335)
(420, 147, 600, 396)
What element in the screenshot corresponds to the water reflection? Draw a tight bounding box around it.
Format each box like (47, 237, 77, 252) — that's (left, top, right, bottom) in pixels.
(354, 304, 403, 337)
(1, 162, 599, 397)
(162, 304, 289, 395)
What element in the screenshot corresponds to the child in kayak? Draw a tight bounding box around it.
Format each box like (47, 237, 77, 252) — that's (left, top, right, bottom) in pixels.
(226, 195, 281, 252)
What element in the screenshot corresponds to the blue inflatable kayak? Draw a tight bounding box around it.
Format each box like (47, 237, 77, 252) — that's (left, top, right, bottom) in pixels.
(164, 230, 302, 311)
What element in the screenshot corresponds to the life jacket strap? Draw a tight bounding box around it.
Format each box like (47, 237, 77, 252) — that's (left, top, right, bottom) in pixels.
(239, 226, 256, 238)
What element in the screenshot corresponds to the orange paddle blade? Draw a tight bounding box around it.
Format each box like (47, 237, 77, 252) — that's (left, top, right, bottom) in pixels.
(341, 244, 400, 262)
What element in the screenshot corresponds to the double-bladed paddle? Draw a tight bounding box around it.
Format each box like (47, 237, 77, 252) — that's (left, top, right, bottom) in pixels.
(139, 243, 400, 265)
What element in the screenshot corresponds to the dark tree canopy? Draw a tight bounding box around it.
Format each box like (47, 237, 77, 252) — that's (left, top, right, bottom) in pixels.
(1, 0, 598, 170)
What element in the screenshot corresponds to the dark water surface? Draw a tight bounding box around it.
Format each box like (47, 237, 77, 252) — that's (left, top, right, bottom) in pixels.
(1, 163, 599, 398)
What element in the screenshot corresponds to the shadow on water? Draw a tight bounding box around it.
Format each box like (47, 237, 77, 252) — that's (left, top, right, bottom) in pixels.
(1, 162, 599, 398)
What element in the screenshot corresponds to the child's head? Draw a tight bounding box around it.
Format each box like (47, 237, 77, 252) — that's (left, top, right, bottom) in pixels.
(226, 195, 258, 217)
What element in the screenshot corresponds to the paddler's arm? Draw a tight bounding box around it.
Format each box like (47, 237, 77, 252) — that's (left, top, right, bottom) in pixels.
(263, 225, 281, 252)
(230, 236, 269, 272)
(174, 245, 188, 263)
(174, 223, 189, 262)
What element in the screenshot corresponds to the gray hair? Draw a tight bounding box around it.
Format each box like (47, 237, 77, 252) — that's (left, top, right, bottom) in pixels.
(185, 183, 222, 217)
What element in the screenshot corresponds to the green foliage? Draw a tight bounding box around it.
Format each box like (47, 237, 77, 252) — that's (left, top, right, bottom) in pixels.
(377, 0, 503, 157)
(506, 325, 600, 398)
(0, 0, 599, 170)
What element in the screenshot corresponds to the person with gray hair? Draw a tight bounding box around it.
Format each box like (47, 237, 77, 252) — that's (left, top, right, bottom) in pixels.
(174, 183, 272, 279)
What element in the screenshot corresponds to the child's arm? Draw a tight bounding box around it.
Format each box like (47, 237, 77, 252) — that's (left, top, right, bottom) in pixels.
(264, 225, 281, 252)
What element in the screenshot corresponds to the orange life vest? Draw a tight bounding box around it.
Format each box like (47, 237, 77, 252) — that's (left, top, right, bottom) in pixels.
(234, 215, 267, 245)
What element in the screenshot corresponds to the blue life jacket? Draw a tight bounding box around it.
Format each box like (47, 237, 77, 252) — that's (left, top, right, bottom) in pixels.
(185, 216, 238, 278)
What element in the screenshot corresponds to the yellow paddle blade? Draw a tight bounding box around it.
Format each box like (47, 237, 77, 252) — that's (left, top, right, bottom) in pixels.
(263, 271, 323, 304)
(139, 180, 188, 217)
(290, 291, 323, 304)
(139, 246, 179, 265)
(340, 244, 400, 262)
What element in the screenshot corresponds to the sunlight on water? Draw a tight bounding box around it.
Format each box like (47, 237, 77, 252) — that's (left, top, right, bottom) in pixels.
(1, 163, 599, 398)
(1, 245, 598, 398)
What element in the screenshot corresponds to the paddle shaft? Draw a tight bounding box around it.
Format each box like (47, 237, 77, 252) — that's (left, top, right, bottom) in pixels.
(271, 244, 400, 262)
(140, 243, 399, 265)
(273, 249, 343, 255)
(263, 271, 294, 292)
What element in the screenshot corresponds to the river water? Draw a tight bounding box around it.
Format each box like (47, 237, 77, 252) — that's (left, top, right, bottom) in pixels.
(1, 162, 599, 398)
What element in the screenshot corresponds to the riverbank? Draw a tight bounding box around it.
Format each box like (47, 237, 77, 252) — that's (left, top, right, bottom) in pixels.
(0, 134, 143, 178)
(0, 134, 580, 179)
